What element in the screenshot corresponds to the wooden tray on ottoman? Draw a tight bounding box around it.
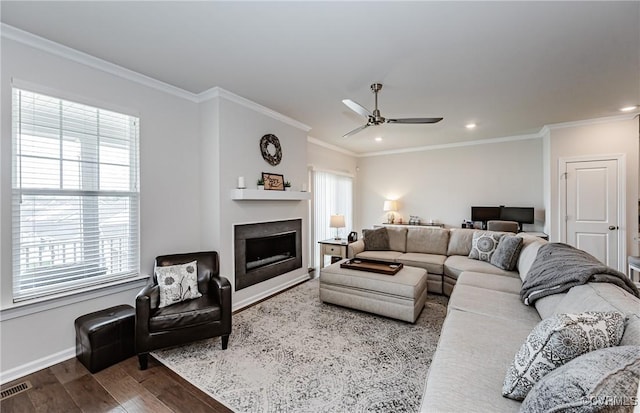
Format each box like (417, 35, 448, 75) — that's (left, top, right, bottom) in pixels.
(340, 258, 403, 275)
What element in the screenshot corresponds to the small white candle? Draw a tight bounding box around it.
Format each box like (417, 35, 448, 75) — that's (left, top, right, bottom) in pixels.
(238, 176, 245, 188)
(302, 183, 308, 192)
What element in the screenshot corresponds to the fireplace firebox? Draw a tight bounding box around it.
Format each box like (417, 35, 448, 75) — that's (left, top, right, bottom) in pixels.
(234, 219, 302, 291)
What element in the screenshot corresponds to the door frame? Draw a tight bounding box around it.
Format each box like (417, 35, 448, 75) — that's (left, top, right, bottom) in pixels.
(558, 153, 626, 271)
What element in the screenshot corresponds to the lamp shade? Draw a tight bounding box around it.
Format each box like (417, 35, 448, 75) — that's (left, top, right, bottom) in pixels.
(383, 200, 397, 212)
(330, 214, 346, 228)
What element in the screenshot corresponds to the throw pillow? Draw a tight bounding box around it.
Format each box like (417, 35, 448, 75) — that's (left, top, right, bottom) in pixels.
(520, 346, 640, 413)
(491, 235, 524, 271)
(468, 232, 503, 262)
(155, 260, 202, 308)
(363, 227, 390, 251)
(502, 311, 625, 400)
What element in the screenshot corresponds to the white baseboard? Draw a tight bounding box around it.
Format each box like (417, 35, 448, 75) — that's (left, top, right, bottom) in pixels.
(232, 273, 310, 312)
(1, 347, 75, 385)
(1, 274, 310, 384)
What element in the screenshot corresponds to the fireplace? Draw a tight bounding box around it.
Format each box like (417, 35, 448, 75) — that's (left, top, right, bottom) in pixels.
(234, 219, 302, 291)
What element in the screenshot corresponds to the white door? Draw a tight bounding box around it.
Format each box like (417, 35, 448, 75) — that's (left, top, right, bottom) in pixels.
(565, 159, 619, 268)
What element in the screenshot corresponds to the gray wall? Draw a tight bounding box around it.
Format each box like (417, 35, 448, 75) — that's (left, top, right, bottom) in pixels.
(547, 117, 639, 257)
(0, 37, 201, 380)
(356, 138, 545, 232)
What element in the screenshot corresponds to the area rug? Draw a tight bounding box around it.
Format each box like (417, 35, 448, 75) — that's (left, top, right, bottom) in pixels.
(153, 279, 448, 413)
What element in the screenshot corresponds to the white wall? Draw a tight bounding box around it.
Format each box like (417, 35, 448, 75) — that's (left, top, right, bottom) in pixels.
(200, 93, 311, 309)
(356, 138, 545, 231)
(0, 38, 201, 380)
(548, 117, 639, 258)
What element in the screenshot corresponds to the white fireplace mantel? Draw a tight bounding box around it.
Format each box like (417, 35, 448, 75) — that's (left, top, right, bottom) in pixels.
(231, 189, 311, 201)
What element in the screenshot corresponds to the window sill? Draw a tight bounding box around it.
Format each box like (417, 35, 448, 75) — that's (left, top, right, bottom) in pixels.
(0, 274, 150, 321)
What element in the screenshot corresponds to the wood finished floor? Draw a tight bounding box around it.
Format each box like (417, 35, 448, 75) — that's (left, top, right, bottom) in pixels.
(0, 355, 233, 413)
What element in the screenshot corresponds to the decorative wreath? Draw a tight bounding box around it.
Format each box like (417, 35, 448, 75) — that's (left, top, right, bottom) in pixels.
(260, 134, 282, 166)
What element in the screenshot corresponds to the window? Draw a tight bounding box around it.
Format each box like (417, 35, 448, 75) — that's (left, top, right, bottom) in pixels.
(312, 170, 353, 268)
(11, 88, 140, 302)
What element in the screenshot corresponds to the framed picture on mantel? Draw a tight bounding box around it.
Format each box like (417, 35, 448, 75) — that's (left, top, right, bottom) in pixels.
(262, 172, 285, 191)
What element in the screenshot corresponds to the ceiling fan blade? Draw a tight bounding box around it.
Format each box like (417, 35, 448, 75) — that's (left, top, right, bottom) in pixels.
(342, 124, 369, 138)
(387, 117, 444, 124)
(342, 99, 372, 118)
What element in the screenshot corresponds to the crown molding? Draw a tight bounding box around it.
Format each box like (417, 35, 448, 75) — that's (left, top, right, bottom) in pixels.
(358, 113, 639, 158)
(2, 23, 313, 132)
(539, 112, 638, 135)
(307, 137, 357, 157)
(1, 23, 199, 102)
(197, 87, 312, 132)
(358, 133, 542, 158)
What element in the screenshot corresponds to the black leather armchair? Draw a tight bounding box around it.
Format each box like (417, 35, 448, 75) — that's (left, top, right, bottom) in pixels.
(135, 251, 231, 369)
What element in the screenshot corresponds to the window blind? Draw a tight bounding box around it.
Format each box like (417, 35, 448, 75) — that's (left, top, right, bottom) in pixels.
(11, 88, 140, 302)
(313, 171, 353, 268)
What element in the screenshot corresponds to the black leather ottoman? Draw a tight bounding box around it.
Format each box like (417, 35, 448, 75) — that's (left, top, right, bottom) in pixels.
(75, 304, 135, 373)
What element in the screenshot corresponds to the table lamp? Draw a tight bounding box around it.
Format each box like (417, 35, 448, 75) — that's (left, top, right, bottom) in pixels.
(383, 200, 397, 224)
(330, 214, 346, 240)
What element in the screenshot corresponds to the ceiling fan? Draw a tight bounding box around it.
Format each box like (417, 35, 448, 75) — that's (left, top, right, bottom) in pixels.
(342, 83, 443, 138)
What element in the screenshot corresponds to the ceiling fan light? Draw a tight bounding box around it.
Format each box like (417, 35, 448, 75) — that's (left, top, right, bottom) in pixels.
(465, 123, 476, 129)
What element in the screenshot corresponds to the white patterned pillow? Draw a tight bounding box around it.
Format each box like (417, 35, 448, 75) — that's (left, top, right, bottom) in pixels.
(468, 232, 503, 262)
(502, 312, 625, 400)
(155, 260, 202, 308)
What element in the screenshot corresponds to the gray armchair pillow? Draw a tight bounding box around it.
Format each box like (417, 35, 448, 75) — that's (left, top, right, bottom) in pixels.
(363, 227, 390, 251)
(491, 235, 524, 271)
(520, 345, 640, 412)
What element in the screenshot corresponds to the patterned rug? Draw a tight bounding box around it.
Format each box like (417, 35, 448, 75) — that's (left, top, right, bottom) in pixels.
(153, 278, 448, 413)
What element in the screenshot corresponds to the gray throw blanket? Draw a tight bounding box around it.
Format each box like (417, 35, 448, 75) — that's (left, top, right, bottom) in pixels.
(521, 243, 640, 305)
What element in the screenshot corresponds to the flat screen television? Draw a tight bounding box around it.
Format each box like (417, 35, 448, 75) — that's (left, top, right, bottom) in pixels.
(471, 206, 501, 222)
(500, 207, 535, 224)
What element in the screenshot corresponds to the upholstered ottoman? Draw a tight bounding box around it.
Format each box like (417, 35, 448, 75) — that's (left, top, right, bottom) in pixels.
(319, 260, 428, 323)
(75, 304, 135, 373)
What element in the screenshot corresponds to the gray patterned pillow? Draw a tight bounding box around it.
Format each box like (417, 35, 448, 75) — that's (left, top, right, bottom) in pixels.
(155, 260, 202, 308)
(502, 311, 625, 400)
(521, 346, 640, 413)
(468, 232, 503, 262)
(363, 227, 390, 251)
(491, 235, 523, 270)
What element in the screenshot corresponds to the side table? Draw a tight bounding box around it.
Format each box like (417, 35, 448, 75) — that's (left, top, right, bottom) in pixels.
(318, 239, 350, 268)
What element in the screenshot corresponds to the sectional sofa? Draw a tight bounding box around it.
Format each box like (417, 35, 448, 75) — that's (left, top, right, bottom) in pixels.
(348, 226, 525, 296)
(348, 226, 640, 412)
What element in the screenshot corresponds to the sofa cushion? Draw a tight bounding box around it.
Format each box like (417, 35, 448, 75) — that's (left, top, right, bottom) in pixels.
(553, 283, 640, 346)
(502, 311, 625, 400)
(456, 271, 522, 295)
(469, 232, 503, 262)
(448, 284, 542, 325)
(386, 226, 407, 252)
(491, 235, 523, 271)
(406, 228, 449, 255)
(421, 309, 534, 413)
(517, 236, 547, 282)
(520, 345, 640, 413)
(150, 294, 221, 332)
(446, 228, 477, 256)
(533, 294, 567, 320)
(444, 255, 519, 280)
(355, 250, 404, 262)
(362, 227, 389, 251)
(396, 253, 446, 275)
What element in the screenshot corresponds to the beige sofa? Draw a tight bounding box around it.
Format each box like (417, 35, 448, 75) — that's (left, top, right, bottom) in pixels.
(348, 227, 528, 296)
(349, 227, 640, 411)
